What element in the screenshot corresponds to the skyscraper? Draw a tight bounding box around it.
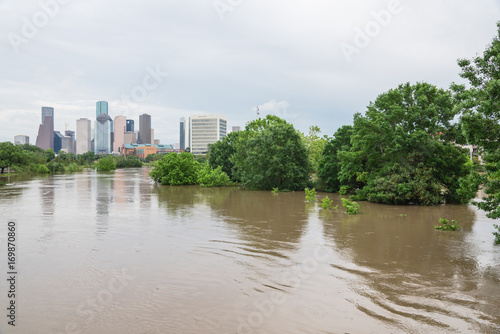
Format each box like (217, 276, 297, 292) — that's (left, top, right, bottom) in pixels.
(113, 116, 126, 153)
(35, 106, 54, 150)
(138, 113, 151, 144)
(180, 117, 190, 150)
(96, 101, 108, 117)
(190, 114, 227, 155)
(76, 118, 91, 154)
(54, 131, 63, 154)
(126, 119, 134, 132)
(95, 113, 112, 155)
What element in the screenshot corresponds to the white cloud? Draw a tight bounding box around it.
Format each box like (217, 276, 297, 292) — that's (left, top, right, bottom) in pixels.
(1, 0, 500, 143)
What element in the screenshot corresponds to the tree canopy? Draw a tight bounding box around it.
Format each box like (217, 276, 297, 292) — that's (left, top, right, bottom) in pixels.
(319, 82, 475, 205)
(453, 22, 500, 218)
(150, 152, 201, 185)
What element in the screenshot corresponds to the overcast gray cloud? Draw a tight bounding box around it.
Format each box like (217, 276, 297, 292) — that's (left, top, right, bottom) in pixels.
(1, 0, 499, 145)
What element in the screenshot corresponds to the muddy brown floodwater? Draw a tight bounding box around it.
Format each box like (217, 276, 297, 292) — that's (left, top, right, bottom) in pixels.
(0, 168, 499, 334)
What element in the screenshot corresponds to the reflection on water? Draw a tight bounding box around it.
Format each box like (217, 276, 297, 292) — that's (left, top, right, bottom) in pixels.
(0, 169, 498, 334)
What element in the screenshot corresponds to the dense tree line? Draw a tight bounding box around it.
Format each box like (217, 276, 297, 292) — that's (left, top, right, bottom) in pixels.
(0, 143, 143, 174)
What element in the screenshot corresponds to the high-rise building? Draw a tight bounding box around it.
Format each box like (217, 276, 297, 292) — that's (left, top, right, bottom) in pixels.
(95, 113, 112, 155)
(54, 131, 64, 154)
(190, 114, 227, 155)
(113, 116, 126, 153)
(151, 129, 154, 144)
(126, 119, 134, 132)
(61, 130, 76, 154)
(232, 126, 241, 132)
(96, 101, 108, 117)
(14, 135, 29, 145)
(35, 106, 54, 150)
(180, 117, 191, 150)
(41, 107, 54, 123)
(138, 113, 152, 144)
(123, 132, 137, 145)
(76, 118, 91, 154)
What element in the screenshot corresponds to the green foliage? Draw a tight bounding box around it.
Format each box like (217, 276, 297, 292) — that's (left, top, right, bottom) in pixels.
(305, 188, 317, 202)
(197, 164, 232, 187)
(150, 152, 201, 185)
(45, 149, 55, 162)
(317, 126, 353, 192)
(194, 154, 208, 165)
(0, 142, 28, 173)
(271, 187, 279, 194)
(299, 126, 327, 174)
(452, 22, 500, 218)
(47, 161, 65, 173)
(36, 164, 50, 173)
(96, 156, 116, 171)
(320, 196, 337, 210)
(342, 198, 360, 215)
(115, 155, 143, 168)
(234, 116, 311, 190)
(435, 218, 461, 231)
(77, 151, 96, 165)
(493, 224, 500, 245)
(209, 131, 240, 180)
(145, 153, 163, 163)
(66, 163, 83, 173)
(335, 82, 475, 205)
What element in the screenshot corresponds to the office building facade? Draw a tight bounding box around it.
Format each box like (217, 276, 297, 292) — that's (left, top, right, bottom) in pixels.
(138, 113, 152, 144)
(14, 135, 29, 145)
(126, 119, 134, 132)
(76, 118, 92, 154)
(190, 114, 227, 155)
(95, 113, 112, 155)
(96, 101, 108, 117)
(179, 117, 190, 150)
(113, 116, 126, 153)
(35, 106, 54, 150)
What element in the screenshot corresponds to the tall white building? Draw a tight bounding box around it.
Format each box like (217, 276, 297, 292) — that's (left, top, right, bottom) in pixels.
(113, 116, 126, 153)
(190, 114, 227, 155)
(76, 118, 92, 154)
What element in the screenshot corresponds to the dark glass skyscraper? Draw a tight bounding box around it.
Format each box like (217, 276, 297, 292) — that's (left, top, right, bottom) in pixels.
(126, 119, 134, 132)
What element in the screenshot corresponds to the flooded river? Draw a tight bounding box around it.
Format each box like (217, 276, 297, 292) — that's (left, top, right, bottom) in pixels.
(0, 168, 499, 333)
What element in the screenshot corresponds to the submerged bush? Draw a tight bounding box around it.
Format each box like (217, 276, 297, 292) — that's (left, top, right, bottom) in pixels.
(342, 198, 360, 215)
(493, 224, 500, 245)
(435, 218, 460, 231)
(198, 164, 231, 187)
(305, 188, 317, 202)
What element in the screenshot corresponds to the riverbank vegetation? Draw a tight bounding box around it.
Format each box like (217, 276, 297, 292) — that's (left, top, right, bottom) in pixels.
(0, 142, 143, 174)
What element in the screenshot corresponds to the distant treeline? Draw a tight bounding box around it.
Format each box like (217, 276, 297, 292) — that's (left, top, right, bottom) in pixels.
(0, 142, 143, 174)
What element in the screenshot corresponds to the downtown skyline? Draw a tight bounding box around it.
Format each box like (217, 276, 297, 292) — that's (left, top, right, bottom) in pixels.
(1, 0, 500, 145)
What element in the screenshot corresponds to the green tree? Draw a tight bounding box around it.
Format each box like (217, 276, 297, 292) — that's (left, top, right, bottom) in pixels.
(452, 22, 500, 218)
(317, 125, 353, 192)
(96, 156, 116, 171)
(299, 126, 327, 174)
(339, 82, 474, 205)
(208, 131, 240, 180)
(45, 149, 55, 162)
(0, 142, 27, 173)
(150, 152, 201, 185)
(197, 164, 231, 187)
(234, 116, 311, 190)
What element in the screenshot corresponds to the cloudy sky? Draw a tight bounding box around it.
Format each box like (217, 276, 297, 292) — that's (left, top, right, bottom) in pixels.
(1, 0, 499, 145)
